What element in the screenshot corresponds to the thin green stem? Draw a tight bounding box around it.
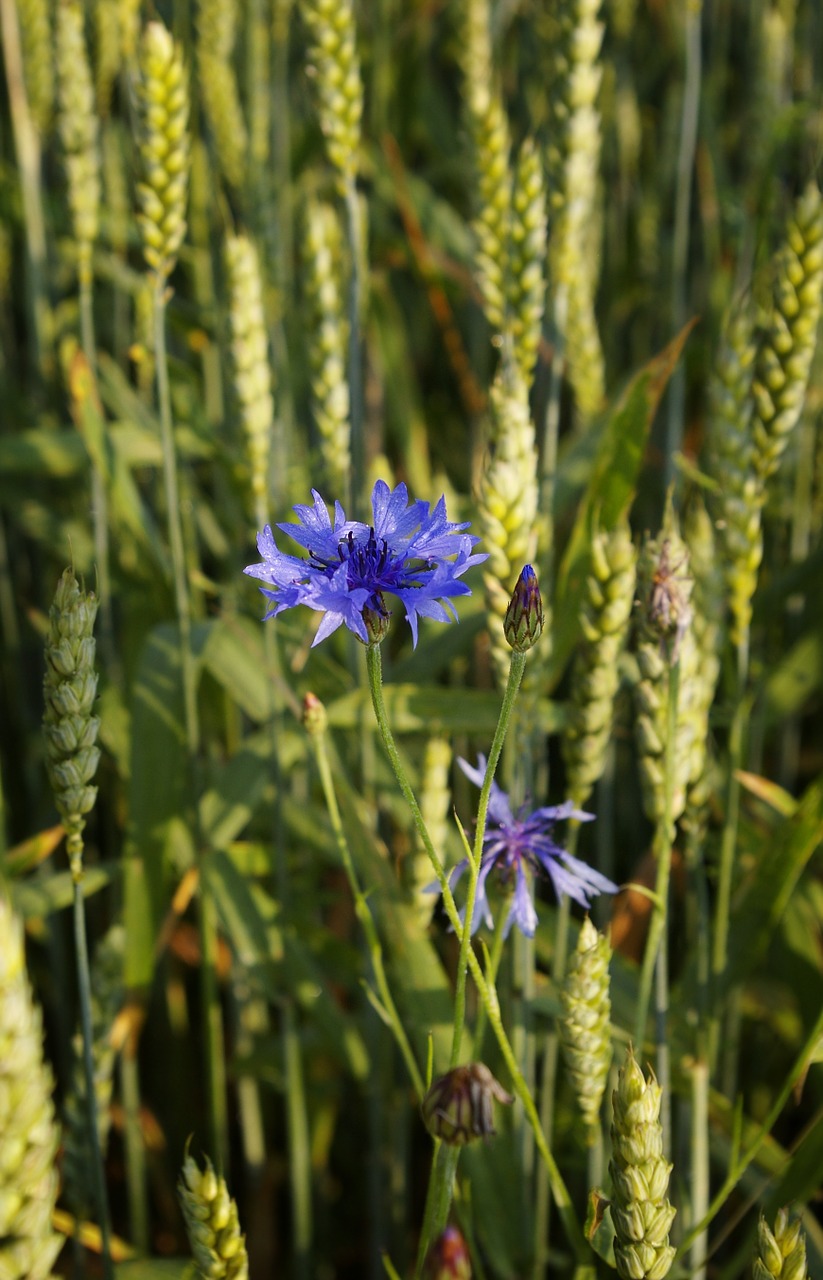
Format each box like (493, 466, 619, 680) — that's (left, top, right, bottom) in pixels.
(634, 661, 680, 1058)
(534, 827, 577, 1278)
(472, 895, 510, 1054)
(79, 277, 115, 676)
(689, 1056, 709, 1280)
(154, 282, 228, 1170)
(72, 854, 114, 1280)
(311, 727, 424, 1099)
(120, 1042, 149, 1251)
(414, 1143, 460, 1278)
(366, 644, 587, 1268)
(451, 650, 527, 1068)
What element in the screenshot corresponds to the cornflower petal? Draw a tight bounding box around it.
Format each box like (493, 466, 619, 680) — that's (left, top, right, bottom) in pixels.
(508, 867, 538, 938)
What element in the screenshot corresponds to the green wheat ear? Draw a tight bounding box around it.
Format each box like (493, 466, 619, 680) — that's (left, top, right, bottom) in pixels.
(560, 917, 613, 1135)
(18, 0, 54, 136)
(55, 0, 101, 287)
(302, 199, 351, 496)
(562, 518, 636, 808)
(300, 0, 363, 182)
(753, 182, 823, 484)
(754, 1208, 809, 1280)
(225, 232, 274, 511)
(0, 897, 63, 1280)
(197, 0, 248, 191)
(179, 1149, 249, 1279)
(135, 20, 190, 283)
(610, 1049, 676, 1280)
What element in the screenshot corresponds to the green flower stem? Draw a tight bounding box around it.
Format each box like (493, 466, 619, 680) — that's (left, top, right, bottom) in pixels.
(451, 649, 527, 1069)
(154, 282, 228, 1171)
(678, 999, 823, 1257)
(472, 893, 510, 1054)
(414, 1142, 460, 1278)
(633, 659, 680, 1076)
(344, 173, 363, 510)
(366, 644, 587, 1269)
(311, 727, 425, 1100)
(534, 832, 575, 1280)
(72, 846, 114, 1280)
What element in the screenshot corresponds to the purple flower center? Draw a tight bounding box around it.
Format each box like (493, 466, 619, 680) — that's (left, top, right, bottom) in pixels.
(310, 528, 423, 607)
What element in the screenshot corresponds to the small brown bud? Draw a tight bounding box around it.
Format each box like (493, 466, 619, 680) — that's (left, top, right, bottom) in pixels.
(504, 564, 544, 653)
(421, 1063, 513, 1146)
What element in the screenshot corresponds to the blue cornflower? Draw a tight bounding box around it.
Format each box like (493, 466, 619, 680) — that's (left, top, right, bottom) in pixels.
(447, 756, 618, 938)
(244, 480, 487, 647)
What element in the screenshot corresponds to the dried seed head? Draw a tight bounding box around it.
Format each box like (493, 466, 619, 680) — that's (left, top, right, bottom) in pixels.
(179, 1150, 248, 1279)
(43, 569, 100, 875)
(422, 1063, 513, 1146)
(135, 21, 190, 281)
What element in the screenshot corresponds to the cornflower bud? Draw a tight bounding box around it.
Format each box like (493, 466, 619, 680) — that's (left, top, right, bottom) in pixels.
(425, 1224, 472, 1279)
(422, 1063, 513, 1146)
(504, 564, 544, 653)
(610, 1050, 676, 1280)
(179, 1150, 248, 1279)
(43, 569, 100, 876)
(302, 691, 328, 738)
(754, 1208, 808, 1280)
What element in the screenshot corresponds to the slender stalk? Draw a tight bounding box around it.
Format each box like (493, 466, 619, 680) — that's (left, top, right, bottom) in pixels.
(311, 727, 424, 1099)
(72, 854, 114, 1280)
(472, 895, 510, 1054)
(664, 0, 702, 486)
(533, 866, 572, 1279)
(120, 1041, 149, 1251)
(634, 661, 680, 1071)
(365, 645, 587, 1268)
(689, 1056, 709, 1280)
(344, 174, 364, 509)
(154, 282, 228, 1169)
(451, 649, 528, 1068)
(414, 1143, 460, 1278)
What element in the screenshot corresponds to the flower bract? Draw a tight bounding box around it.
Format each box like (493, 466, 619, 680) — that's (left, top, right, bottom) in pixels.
(244, 480, 487, 647)
(447, 755, 618, 937)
